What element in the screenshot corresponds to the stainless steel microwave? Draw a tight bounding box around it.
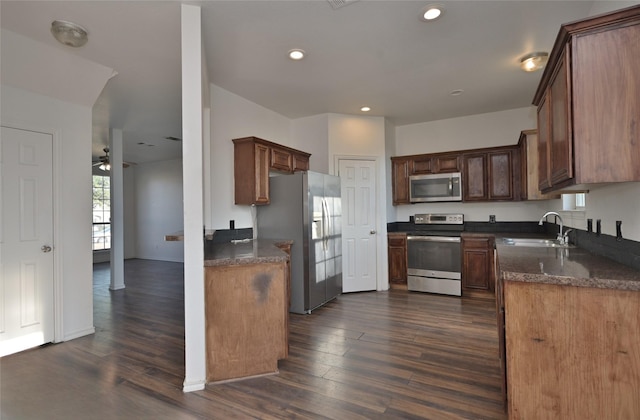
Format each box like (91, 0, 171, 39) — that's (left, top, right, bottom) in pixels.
(409, 172, 462, 202)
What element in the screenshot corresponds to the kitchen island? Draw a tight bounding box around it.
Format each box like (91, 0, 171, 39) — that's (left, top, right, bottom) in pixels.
(496, 240, 640, 419)
(204, 239, 291, 383)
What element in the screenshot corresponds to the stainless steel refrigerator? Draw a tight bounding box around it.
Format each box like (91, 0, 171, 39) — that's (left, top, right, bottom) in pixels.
(257, 171, 342, 314)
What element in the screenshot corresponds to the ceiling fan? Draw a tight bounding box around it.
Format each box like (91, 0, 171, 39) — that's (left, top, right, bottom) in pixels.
(92, 147, 134, 171)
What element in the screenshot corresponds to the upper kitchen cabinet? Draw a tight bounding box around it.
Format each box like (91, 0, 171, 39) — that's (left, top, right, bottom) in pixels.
(233, 137, 311, 205)
(391, 152, 462, 205)
(533, 6, 640, 192)
(462, 145, 521, 202)
(391, 157, 411, 205)
(411, 153, 461, 175)
(392, 145, 522, 205)
(518, 130, 560, 200)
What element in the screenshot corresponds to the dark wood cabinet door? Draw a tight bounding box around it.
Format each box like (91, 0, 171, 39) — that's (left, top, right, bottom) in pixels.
(463, 154, 487, 201)
(271, 148, 292, 172)
(411, 156, 433, 174)
(488, 150, 514, 200)
(388, 234, 407, 285)
(292, 152, 309, 172)
(549, 49, 573, 187)
(435, 154, 461, 173)
(572, 23, 640, 184)
(254, 144, 270, 204)
(462, 236, 493, 292)
(537, 93, 551, 191)
(410, 153, 461, 175)
(392, 158, 410, 205)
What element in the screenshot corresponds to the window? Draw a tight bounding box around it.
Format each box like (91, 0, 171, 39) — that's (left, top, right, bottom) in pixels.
(92, 175, 111, 250)
(562, 192, 586, 211)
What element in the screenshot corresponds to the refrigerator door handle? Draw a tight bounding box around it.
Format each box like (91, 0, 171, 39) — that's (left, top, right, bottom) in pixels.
(326, 198, 331, 251)
(322, 198, 329, 251)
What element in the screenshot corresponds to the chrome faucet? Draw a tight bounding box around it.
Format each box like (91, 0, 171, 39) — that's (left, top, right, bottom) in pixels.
(539, 211, 566, 244)
(562, 229, 573, 245)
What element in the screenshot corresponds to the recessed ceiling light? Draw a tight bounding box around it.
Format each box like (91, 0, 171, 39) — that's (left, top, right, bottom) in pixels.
(288, 49, 305, 60)
(450, 89, 464, 96)
(360, 106, 371, 112)
(520, 52, 549, 72)
(50, 20, 88, 48)
(420, 4, 444, 21)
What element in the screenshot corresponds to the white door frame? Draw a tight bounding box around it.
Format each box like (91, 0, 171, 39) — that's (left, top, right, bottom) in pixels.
(334, 155, 389, 292)
(1, 120, 63, 343)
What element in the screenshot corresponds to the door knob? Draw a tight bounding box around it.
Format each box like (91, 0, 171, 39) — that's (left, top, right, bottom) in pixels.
(370, 230, 377, 234)
(41, 245, 52, 253)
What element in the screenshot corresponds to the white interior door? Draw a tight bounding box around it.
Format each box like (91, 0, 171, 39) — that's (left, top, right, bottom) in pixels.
(0, 126, 54, 357)
(338, 159, 377, 293)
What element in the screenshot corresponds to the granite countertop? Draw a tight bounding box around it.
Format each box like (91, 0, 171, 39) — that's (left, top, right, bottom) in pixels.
(204, 239, 292, 267)
(495, 237, 640, 291)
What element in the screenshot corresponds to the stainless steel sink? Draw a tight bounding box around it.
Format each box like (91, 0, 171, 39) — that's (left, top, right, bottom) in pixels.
(500, 237, 576, 248)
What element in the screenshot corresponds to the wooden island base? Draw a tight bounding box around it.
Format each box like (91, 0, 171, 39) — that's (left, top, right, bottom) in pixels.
(505, 281, 640, 418)
(205, 260, 288, 383)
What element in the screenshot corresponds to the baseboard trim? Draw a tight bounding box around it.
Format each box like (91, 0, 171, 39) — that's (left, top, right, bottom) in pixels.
(183, 379, 206, 393)
(63, 326, 95, 341)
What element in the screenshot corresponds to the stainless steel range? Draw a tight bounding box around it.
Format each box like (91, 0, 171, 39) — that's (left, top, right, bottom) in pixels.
(407, 213, 463, 296)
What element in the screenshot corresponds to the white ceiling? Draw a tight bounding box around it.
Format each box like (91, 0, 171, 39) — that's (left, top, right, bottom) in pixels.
(1, 1, 634, 164)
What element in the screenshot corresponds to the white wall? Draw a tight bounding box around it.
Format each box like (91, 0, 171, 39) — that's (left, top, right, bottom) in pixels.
(589, 1, 640, 16)
(1, 85, 95, 341)
(291, 114, 330, 173)
(584, 183, 640, 241)
(395, 106, 537, 155)
(134, 159, 184, 262)
(210, 84, 291, 230)
(543, 183, 640, 242)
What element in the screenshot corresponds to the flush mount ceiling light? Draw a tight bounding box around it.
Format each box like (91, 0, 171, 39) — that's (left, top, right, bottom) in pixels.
(520, 52, 549, 72)
(360, 106, 371, 112)
(50, 20, 88, 48)
(288, 49, 305, 60)
(420, 4, 444, 21)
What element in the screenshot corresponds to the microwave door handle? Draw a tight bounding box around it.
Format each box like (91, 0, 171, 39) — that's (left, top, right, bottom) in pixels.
(448, 177, 453, 196)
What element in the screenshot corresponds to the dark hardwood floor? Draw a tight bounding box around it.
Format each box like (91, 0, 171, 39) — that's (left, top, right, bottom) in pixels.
(1, 259, 506, 419)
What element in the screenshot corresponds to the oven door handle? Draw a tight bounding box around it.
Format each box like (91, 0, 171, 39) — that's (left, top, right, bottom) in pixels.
(407, 236, 461, 243)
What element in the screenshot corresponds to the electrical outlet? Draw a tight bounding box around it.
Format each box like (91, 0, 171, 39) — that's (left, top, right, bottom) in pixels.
(489, 215, 496, 223)
(616, 221, 622, 241)
(587, 219, 593, 233)
(596, 219, 601, 236)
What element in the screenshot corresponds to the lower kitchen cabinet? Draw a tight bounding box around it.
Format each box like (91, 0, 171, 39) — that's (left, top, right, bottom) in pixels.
(204, 260, 288, 382)
(387, 233, 407, 286)
(504, 281, 640, 418)
(461, 235, 494, 292)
